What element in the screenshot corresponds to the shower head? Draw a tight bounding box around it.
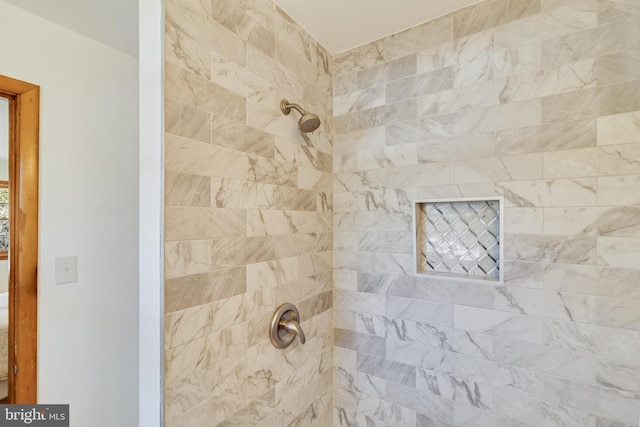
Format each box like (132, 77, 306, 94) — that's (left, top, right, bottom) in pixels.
(280, 99, 321, 133)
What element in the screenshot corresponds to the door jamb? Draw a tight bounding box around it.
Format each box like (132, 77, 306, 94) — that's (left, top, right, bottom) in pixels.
(0, 74, 39, 403)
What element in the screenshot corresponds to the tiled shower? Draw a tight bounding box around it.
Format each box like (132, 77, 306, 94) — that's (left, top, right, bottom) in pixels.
(163, 0, 640, 425)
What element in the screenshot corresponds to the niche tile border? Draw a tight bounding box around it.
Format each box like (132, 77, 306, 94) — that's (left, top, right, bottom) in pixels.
(413, 197, 504, 283)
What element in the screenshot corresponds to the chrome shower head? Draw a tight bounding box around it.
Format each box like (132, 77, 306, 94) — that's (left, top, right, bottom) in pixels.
(280, 99, 321, 133)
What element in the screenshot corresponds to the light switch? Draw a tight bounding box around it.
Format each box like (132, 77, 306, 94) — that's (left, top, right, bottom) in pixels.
(55, 256, 78, 285)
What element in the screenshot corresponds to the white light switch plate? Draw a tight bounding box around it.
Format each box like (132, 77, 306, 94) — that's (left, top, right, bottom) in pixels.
(55, 256, 78, 285)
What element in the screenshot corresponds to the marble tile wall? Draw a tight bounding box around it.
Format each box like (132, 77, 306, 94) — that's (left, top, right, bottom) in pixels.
(332, 0, 640, 426)
(164, 0, 333, 425)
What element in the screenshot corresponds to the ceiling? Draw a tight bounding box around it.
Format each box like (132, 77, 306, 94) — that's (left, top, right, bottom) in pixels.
(3, 0, 481, 57)
(273, 0, 482, 53)
(2, 0, 138, 57)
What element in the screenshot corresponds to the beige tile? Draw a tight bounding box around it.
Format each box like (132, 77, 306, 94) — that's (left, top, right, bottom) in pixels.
(495, 119, 596, 155)
(334, 41, 386, 76)
(504, 234, 597, 264)
(543, 143, 640, 178)
(166, 99, 211, 144)
(165, 22, 211, 80)
(166, 134, 250, 180)
(386, 67, 453, 103)
(453, 0, 510, 39)
(357, 54, 418, 90)
(357, 144, 418, 171)
(542, 80, 640, 124)
(597, 50, 640, 85)
(211, 115, 275, 158)
(418, 134, 495, 163)
(494, 3, 597, 52)
(597, 111, 640, 146)
(165, 240, 212, 279)
(166, 0, 246, 66)
(165, 62, 246, 122)
(357, 99, 418, 130)
(385, 16, 453, 60)
(497, 178, 597, 207)
(211, 178, 275, 209)
(210, 49, 273, 99)
(544, 207, 640, 236)
(496, 58, 596, 103)
(247, 209, 320, 236)
(333, 85, 385, 116)
(542, 17, 639, 68)
(275, 233, 318, 258)
(210, 236, 276, 269)
(450, 99, 542, 135)
(598, 0, 640, 24)
(165, 267, 246, 312)
(165, 171, 211, 207)
(597, 175, 640, 206)
(165, 207, 246, 241)
(598, 237, 640, 268)
(504, 207, 544, 234)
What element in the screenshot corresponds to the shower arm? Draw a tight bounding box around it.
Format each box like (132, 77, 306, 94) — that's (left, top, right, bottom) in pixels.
(280, 100, 305, 116)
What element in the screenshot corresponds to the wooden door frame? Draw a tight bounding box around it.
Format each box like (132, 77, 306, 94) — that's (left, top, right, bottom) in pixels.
(0, 74, 39, 403)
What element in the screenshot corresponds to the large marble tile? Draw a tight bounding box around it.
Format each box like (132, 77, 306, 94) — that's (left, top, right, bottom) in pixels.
(454, 306, 543, 343)
(597, 237, 640, 268)
(211, 115, 275, 158)
(358, 354, 417, 387)
(333, 85, 385, 116)
(597, 110, 640, 146)
(455, 154, 542, 184)
(165, 99, 211, 143)
(165, 240, 212, 279)
(386, 296, 453, 327)
(165, 207, 246, 241)
(357, 54, 418, 91)
(452, 0, 540, 39)
(541, 80, 640, 124)
(493, 2, 597, 52)
(495, 119, 596, 156)
(165, 62, 246, 122)
(166, 134, 250, 180)
(597, 175, 640, 206)
(543, 143, 640, 178)
(504, 233, 597, 264)
(386, 16, 453, 61)
(165, 171, 211, 207)
(387, 381, 455, 424)
(495, 58, 596, 103)
(597, 50, 640, 86)
(386, 67, 454, 103)
(165, 266, 246, 312)
(334, 41, 387, 76)
(495, 285, 595, 322)
(166, 0, 246, 66)
(416, 369, 494, 409)
(542, 17, 639, 68)
(544, 207, 640, 236)
(490, 387, 596, 427)
(496, 178, 597, 207)
(452, 44, 541, 88)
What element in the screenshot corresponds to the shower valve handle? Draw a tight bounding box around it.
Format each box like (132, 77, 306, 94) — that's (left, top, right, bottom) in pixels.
(280, 318, 306, 344)
(269, 303, 306, 349)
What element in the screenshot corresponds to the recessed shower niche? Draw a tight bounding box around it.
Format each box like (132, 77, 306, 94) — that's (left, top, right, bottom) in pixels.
(414, 197, 503, 283)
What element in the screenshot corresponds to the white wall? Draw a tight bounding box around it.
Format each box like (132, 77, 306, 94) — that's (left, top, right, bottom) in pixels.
(138, 0, 164, 425)
(0, 2, 139, 425)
